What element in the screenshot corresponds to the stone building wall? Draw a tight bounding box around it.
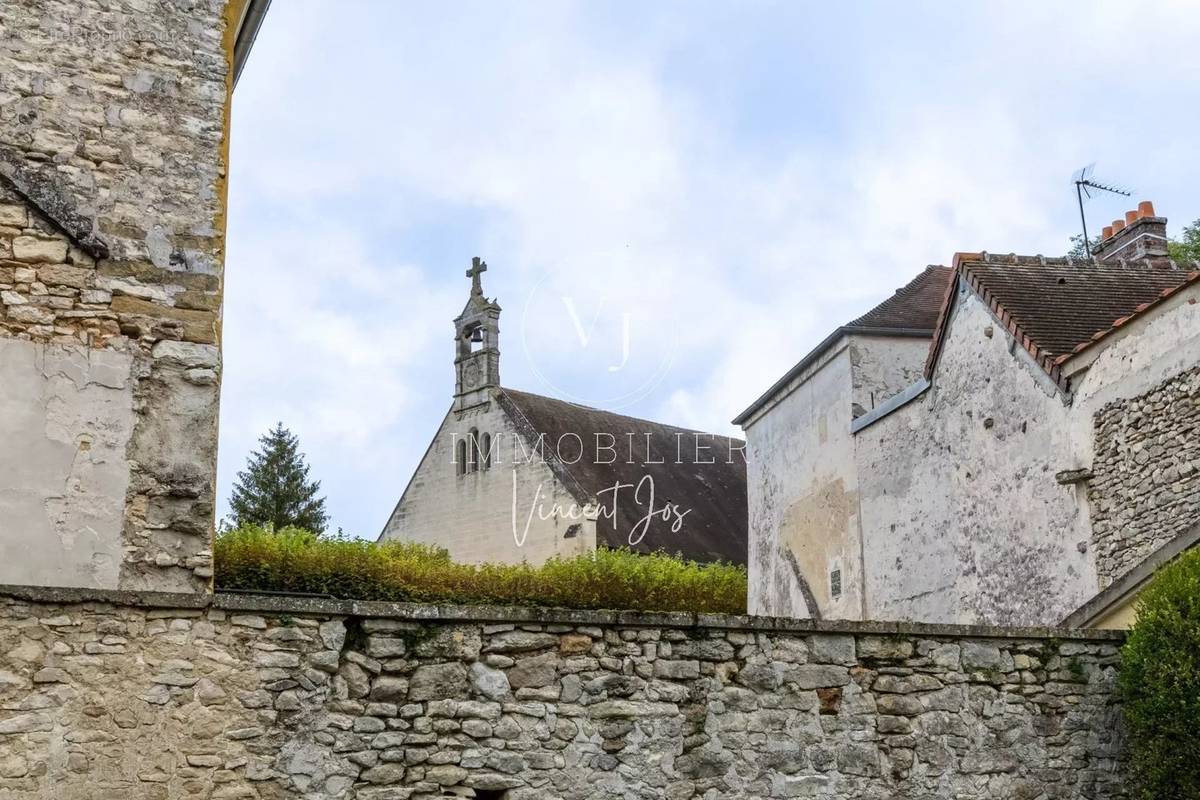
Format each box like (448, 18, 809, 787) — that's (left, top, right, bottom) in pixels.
(0, 586, 1127, 799)
(742, 342, 855, 620)
(849, 276, 1200, 627)
(0, 1, 239, 591)
(743, 331, 962, 622)
(1087, 366, 1200, 584)
(380, 400, 596, 564)
(855, 291, 1095, 626)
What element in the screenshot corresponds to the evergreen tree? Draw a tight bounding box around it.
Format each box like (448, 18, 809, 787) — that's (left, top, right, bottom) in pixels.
(229, 423, 329, 532)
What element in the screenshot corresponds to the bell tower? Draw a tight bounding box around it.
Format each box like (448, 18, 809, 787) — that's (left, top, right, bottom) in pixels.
(454, 257, 501, 411)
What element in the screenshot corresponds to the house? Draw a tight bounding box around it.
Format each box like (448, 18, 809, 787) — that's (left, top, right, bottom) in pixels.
(732, 265, 954, 619)
(737, 202, 1200, 627)
(379, 259, 748, 566)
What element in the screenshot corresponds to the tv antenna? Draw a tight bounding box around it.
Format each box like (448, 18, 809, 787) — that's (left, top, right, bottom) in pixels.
(1072, 164, 1132, 256)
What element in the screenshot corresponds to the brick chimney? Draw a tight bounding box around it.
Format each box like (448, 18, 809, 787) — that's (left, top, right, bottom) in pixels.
(1093, 200, 1169, 262)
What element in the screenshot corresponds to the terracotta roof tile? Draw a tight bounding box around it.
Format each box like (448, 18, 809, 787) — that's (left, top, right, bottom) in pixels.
(846, 265, 954, 332)
(925, 253, 1198, 388)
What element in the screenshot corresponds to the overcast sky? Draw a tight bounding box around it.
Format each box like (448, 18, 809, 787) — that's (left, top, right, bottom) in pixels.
(219, 1, 1200, 536)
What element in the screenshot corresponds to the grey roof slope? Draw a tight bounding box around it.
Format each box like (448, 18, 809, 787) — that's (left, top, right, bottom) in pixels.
(496, 388, 747, 565)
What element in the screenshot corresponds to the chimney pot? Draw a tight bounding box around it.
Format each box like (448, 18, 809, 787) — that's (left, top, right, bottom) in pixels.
(1102, 225, 1113, 240)
(1094, 202, 1169, 263)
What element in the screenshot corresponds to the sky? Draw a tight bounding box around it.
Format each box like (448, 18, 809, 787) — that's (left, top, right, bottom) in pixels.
(219, 0, 1200, 537)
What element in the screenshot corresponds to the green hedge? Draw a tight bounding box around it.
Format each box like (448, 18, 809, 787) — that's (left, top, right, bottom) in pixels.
(214, 525, 747, 614)
(1118, 549, 1200, 799)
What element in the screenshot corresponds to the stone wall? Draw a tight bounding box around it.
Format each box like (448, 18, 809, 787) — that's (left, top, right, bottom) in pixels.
(1088, 366, 1200, 584)
(0, 586, 1127, 799)
(0, 1, 237, 591)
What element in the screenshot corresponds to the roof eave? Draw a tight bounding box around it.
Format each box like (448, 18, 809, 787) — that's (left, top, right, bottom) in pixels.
(1053, 271, 1200, 371)
(924, 252, 1072, 395)
(732, 325, 933, 427)
(232, 0, 272, 89)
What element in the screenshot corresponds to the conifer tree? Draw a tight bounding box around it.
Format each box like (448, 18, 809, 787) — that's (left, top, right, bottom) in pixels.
(229, 423, 329, 532)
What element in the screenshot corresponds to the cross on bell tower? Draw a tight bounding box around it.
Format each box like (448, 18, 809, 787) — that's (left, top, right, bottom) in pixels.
(466, 257, 487, 296)
(453, 256, 501, 411)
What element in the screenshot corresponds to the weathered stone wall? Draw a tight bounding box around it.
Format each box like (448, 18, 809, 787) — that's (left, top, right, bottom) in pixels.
(742, 331, 951, 622)
(0, 587, 1127, 799)
(848, 335, 929, 421)
(849, 277, 1200, 627)
(0, 1, 236, 591)
(742, 341, 854, 621)
(1088, 366, 1200, 584)
(855, 290, 1096, 626)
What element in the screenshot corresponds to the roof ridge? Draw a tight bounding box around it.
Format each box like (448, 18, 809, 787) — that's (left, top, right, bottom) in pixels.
(963, 251, 1186, 271)
(499, 386, 742, 442)
(925, 252, 1198, 392)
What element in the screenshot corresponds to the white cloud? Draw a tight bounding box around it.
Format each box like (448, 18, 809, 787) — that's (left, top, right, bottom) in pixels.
(221, 0, 1200, 534)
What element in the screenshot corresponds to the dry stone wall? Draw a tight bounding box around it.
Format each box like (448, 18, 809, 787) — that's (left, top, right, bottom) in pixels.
(0, 587, 1127, 799)
(1088, 366, 1200, 584)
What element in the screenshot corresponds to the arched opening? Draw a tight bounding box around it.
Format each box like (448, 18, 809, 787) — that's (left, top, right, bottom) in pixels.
(456, 438, 467, 476)
(480, 432, 492, 469)
(468, 428, 479, 472)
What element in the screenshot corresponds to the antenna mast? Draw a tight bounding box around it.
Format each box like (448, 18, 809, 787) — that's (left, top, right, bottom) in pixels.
(1071, 164, 1132, 255)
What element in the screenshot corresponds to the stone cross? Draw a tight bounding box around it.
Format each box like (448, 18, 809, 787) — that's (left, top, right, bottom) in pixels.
(466, 257, 487, 295)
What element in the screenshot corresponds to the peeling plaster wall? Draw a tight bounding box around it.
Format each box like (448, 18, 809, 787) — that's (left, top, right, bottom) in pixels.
(380, 400, 595, 565)
(0, 2, 234, 592)
(856, 290, 1095, 626)
(0, 339, 133, 588)
(848, 336, 930, 419)
(744, 342, 857, 620)
(855, 279, 1200, 626)
(744, 334, 934, 620)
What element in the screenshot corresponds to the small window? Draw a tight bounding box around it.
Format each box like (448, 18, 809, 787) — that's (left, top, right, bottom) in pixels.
(456, 439, 467, 476)
(830, 568, 842, 600)
(480, 433, 492, 469)
(468, 428, 479, 472)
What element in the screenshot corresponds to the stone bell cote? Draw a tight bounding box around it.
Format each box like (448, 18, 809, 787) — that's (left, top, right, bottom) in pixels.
(454, 257, 501, 410)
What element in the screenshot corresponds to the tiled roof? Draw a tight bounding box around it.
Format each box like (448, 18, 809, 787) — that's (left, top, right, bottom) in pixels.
(733, 266, 952, 425)
(925, 253, 1200, 389)
(496, 388, 748, 565)
(846, 265, 954, 331)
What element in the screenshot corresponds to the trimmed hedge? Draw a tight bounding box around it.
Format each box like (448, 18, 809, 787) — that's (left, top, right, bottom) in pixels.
(214, 525, 747, 614)
(1118, 548, 1200, 799)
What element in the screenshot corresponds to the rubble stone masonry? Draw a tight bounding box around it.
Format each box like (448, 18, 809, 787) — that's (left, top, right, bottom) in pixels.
(1088, 365, 1200, 585)
(0, 586, 1127, 799)
(0, 1, 235, 591)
